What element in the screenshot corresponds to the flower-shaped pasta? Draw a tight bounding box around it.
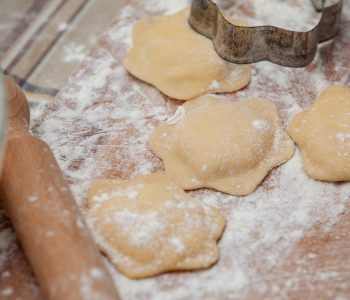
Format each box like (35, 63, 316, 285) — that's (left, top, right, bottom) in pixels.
(288, 86, 350, 181)
(149, 95, 295, 195)
(86, 173, 226, 279)
(123, 9, 251, 100)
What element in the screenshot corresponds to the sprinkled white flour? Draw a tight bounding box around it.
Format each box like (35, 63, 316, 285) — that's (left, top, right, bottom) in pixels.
(209, 80, 221, 89)
(165, 106, 186, 125)
(143, 0, 188, 15)
(0, 211, 42, 298)
(113, 210, 164, 246)
(28, 0, 350, 299)
(252, 119, 269, 131)
(0, 287, 14, 297)
(63, 42, 88, 63)
(170, 237, 186, 254)
(251, 0, 319, 30)
(0, 229, 17, 270)
(337, 132, 350, 142)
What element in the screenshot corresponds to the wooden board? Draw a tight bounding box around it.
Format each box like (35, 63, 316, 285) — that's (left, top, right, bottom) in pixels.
(0, 203, 43, 300)
(2, 0, 350, 299)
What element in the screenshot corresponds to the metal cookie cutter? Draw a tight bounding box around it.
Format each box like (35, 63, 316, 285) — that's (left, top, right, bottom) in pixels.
(188, 0, 343, 67)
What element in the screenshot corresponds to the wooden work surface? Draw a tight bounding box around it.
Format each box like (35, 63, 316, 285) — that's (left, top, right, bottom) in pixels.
(1, 0, 350, 299)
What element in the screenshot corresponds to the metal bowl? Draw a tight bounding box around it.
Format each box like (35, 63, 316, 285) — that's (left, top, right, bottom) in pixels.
(0, 73, 7, 172)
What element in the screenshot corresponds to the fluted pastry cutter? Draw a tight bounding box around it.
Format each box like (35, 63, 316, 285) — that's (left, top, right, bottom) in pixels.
(189, 0, 343, 67)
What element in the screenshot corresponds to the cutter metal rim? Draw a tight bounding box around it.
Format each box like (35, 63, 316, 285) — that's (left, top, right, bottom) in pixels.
(189, 0, 343, 67)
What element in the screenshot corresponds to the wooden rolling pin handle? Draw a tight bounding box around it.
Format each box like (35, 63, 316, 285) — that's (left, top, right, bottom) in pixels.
(5, 76, 30, 135)
(0, 77, 120, 300)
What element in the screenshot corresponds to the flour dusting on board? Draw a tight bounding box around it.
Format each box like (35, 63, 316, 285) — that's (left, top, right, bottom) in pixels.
(30, 0, 350, 299)
(0, 229, 17, 270)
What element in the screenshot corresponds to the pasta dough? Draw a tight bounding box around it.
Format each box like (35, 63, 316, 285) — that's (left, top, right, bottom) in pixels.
(149, 95, 295, 195)
(123, 9, 251, 100)
(86, 174, 226, 279)
(288, 86, 350, 181)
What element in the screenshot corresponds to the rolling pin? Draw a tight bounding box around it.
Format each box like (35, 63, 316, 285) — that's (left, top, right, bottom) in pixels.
(0, 77, 120, 300)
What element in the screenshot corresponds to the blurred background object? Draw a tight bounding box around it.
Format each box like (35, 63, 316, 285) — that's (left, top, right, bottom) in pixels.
(0, 0, 125, 115)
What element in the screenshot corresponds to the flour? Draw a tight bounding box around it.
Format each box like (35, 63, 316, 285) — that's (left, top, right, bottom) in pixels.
(57, 22, 69, 32)
(143, 0, 189, 15)
(0, 229, 17, 270)
(90, 268, 104, 279)
(114, 210, 164, 246)
(0, 229, 18, 298)
(209, 80, 221, 89)
(336, 132, 350, 142)
(31, 0, 350, 299)
(0, 287, 14, 297)
(63, 42, 88, 63)
(223, 0, 320, 30)
(165, 106, 186, 125)
(252, 0, 319, 30)
(170, 237, 186, 254)
(252, 119, 269, 131)
(27, 194, 39, 203)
